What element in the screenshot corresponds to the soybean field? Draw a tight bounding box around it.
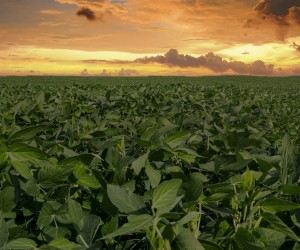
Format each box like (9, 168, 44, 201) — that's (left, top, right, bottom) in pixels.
(0, 76, 299, 250)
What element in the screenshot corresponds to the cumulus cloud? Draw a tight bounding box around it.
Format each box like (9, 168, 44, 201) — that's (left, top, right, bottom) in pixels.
(77, 7, 98, 21)
(135, 49, 276, 75)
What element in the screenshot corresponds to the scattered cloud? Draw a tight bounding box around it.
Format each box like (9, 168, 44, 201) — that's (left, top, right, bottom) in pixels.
(77, 7, 97, 21)
(118, 68, 139, 76)
(135, 49, 277, 75)
(81, 68, 89, 75)
(39, 22, 66, 27)
(100, 69, 110, 76)
(28, 70, 41, 74)
(40, 9, 64, 15)
(100, 68, 139, 76)
(291, 42, 300, 52)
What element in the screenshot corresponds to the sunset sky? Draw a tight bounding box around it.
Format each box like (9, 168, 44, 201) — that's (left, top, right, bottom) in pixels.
(0, 0, 300, 76)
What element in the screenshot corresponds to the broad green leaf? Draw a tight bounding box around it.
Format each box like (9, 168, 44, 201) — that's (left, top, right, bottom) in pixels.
(254, 227, 286, 250)
(8, 143, 48, 162)
(0, 147, 7, 164)
(203, 193, 233, 202)
(165, 131, 191, 149)
(58, 154, 95, 168)
(37, 203, 55, 228)
(177, 212, 200, 226)
(175, 227, 205, 250)
(77, 215, 101, 247)
(105, 147, 121, 168)
(132, 151, 149, 175)
(153, 125, 178, 140)
(294, 243, 300, 250)
(261, 198, 300, 214)
(145, 164, 161, 188)
(20, 178, 40, 197)
(262, 212, 300, 241)
(59, 145, 78, 157)
(141, 127, 157, 142)
(0, 220, 8, 247)
(203, 203, 233, 216)
(43, 226, 71, 240)
(221, 159, 252, 172)
(9, 125, 46, 142)
(101, 193, 118, 216)
(235, 227, 265, 250)
(101, 216, 119, 236)
(291, 209, 300, 228)
(102, 214, 152, 239)
(68, 199, 83, 232)
(107, 184, 146, 214)
(152, 179, 182, 215)
(280, 134, 297, 184)
(10, 160, 32, 179)
(0, 238, 37, 250)
(182, 173, 203, 202)
(175, 147, 199, 164)
(200, 240, 223, 250)
(73, 165, 101, 189)
(280, 184, 300, 196)
(38, 165, 73, 188)
(242, 167, 255, 192)
(48, 237, 82, 250)
(0, 187, 16, 219)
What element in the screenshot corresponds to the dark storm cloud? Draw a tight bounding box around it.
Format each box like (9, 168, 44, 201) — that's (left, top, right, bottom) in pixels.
(254, 0, 300, 26)
(76, 7, 97, 21)
(135, 49, 276, 75)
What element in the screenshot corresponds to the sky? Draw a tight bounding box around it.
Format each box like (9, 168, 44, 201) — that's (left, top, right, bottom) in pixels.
(0, 0, 300, 76)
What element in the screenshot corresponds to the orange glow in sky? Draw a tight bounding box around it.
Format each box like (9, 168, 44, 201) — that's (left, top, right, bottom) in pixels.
(0, 0, 300, 76)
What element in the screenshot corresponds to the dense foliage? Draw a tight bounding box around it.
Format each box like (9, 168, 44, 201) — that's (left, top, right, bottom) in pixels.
(0, 76, 299, 250)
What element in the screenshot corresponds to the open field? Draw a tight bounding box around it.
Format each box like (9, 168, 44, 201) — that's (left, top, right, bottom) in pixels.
(0, 76, 300, 249)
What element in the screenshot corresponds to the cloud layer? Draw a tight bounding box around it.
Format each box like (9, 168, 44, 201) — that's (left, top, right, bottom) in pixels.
(135, 49, 276, 75)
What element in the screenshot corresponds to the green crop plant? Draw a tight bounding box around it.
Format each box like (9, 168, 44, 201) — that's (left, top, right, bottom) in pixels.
(0, 76, 299, 249)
